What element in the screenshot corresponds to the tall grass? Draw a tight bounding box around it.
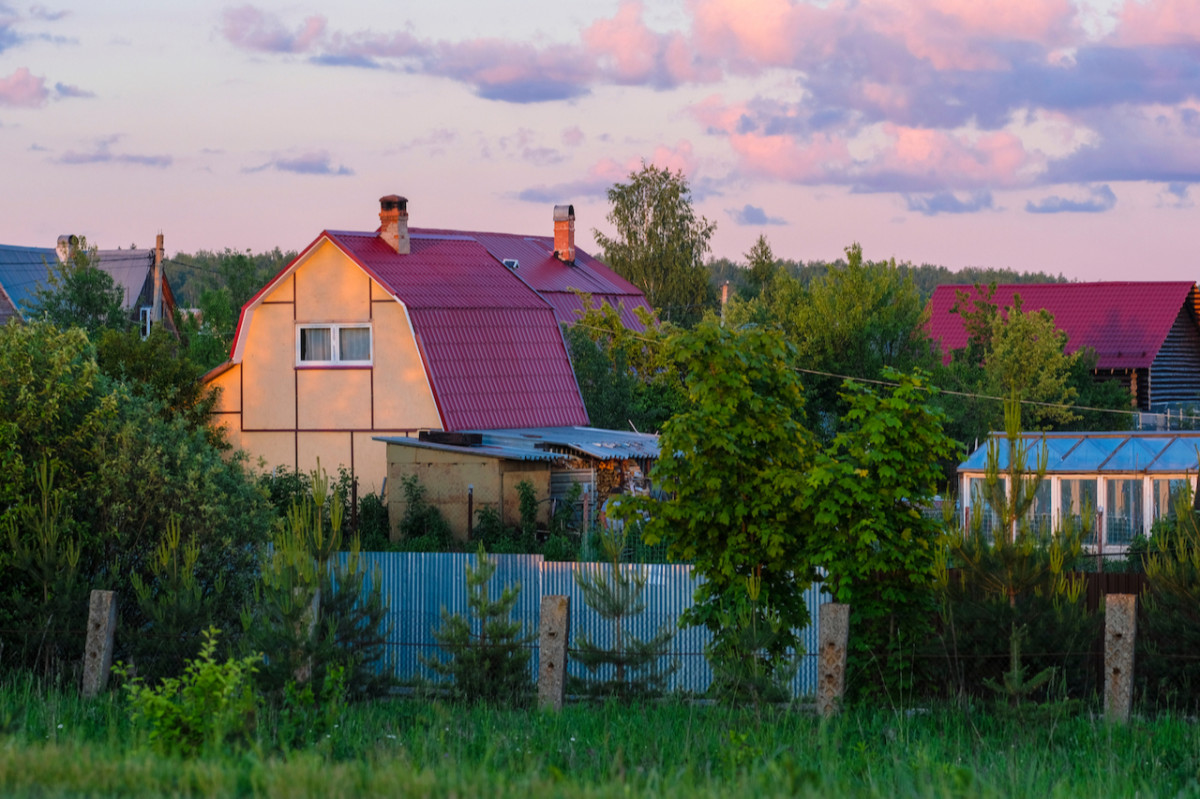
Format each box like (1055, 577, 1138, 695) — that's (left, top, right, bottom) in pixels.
(1, 672, 1197, 797)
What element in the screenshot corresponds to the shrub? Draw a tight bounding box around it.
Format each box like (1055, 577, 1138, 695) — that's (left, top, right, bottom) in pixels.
(115, 627, 260, 756)
(397, 475, 451, 547)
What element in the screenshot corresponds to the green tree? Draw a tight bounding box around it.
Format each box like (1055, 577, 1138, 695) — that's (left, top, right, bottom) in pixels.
(639, 321, 818, 656)
(807, 370, 959, 697)
(563, 299, 685, 432)
(96, 326, 219, 438)
(423, 544, 533, 704)
(726, 243, 933, 437)
(939, 397, 1095, 703)
(594, 163, 716, 326)
(243, 464, 394, 703)
(26, 237, 127, 336)
(743, 235, 778, 298)
(937, 287, 1127, 446)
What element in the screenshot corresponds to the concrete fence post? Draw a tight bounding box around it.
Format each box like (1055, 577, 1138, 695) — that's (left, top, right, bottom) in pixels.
(82, 590, 118, 698)
(817, 603, 850, 718)
(538, 595, 570, 711)
(1104, 593, 1137, 723)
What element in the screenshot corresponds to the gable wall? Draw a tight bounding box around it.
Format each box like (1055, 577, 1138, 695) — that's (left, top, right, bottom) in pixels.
(207, 239, 442, 493)
(1149, 304, 1200, 407)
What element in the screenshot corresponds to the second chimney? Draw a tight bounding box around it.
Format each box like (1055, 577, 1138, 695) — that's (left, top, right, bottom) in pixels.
(379, 195, 410, 255)
(553, 204, 575, 263)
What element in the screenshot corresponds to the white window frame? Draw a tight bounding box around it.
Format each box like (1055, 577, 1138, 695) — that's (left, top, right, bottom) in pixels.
(296, 323, 373, 366)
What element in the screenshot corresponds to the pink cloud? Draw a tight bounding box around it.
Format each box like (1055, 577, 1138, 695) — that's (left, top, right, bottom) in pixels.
(690, 0, 835, 72)
(866, 0, 1079, 70)
(0, 67, 47, 107)
(729, 130, 852, 184)
(875, 125, 1032, 188)
(562, 126, 585, 146)
(1112, 0, 1200, 46)
(222, 5, 326, 54)
(582, 1, 662, 83)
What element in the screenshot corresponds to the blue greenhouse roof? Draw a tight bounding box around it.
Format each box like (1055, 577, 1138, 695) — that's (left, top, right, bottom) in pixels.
(959, 431, 1200, 474)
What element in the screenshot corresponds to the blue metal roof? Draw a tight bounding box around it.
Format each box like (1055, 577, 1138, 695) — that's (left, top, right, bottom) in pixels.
(375, 426, 659, 463)
(0, 244, 155, 318)
(0, 244, 56, 315)
(372, 435, 568, 462)
(960, 431, 1200, 474)
(463, 426, 660, 461)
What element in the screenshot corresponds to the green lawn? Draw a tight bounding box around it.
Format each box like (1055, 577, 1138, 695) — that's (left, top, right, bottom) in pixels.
(1, 675, 1197, 798)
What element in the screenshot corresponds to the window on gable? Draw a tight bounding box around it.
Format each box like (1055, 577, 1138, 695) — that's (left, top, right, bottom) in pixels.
(297, 323, 372, 365)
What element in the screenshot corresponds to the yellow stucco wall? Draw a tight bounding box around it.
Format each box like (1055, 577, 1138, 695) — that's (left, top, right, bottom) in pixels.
(203, 237, 443, 496)
(385, 444, 553, 541)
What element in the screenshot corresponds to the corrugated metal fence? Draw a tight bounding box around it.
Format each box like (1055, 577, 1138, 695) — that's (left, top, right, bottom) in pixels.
(355, 552, 828, 698)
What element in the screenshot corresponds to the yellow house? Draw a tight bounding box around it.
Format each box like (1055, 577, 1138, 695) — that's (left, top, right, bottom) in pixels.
(203, 195, 612, 493)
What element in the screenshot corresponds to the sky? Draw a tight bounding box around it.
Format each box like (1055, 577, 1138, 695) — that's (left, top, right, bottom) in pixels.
(2, 0, 1199, 280)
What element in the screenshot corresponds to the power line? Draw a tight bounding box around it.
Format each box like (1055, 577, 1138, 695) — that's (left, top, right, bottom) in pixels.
(570, 320, 1152, 422)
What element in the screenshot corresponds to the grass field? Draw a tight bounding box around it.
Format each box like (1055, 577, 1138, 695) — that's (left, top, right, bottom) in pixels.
(1, 674, 1198, 798)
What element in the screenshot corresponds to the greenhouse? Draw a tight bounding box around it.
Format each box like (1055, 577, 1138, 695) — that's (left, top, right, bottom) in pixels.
(957, 431, 1200, 551)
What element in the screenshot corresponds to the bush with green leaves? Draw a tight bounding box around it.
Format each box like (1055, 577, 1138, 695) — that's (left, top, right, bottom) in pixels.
(637, 321, 818, 669)
(423, 544, 533, 704)
(1, 456, 86, 679)
(395, 474, 452, 550)
(0, 321, 272, 679)
(115, 627, 260, 756)
(806, 370, 959, 700)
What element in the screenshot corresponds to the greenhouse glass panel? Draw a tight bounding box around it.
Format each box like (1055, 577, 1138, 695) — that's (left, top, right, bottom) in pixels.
(1152, 478, 1192, 522)
(967, 478, 1003, 538)
(1022, 479, 1052, 534)
(1106, 479, 1143, 546)
(1061, 479, 1098, 546)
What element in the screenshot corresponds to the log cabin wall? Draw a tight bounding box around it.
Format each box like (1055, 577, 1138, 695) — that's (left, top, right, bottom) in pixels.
(1148, 302, 1200, 408)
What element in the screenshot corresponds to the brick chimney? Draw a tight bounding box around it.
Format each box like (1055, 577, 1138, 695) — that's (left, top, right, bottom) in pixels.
(379, 195, 409, 255)
(553, 204, 575, 263)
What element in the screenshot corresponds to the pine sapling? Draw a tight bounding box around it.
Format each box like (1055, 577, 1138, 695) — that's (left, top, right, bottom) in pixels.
(572, 523, 676, 699)
(423, 544, 533, 704)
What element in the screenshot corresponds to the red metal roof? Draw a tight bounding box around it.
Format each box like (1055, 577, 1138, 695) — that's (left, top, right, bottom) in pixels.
(416, 228, 651, 327)
(409, 308, 589, 431)
(325, 231, 589, 431)
(927, 282, 1197, 370)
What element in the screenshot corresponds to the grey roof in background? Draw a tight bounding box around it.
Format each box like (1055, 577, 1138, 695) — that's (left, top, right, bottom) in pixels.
(0, 244, 153, 318)
(375, 426, 660, 463)
(94, 249, 154, 310)
(959, 431, 1200, 475)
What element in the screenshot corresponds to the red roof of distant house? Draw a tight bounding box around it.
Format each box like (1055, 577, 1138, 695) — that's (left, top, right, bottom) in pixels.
(419, 228, 653, 329)
(927, 282, 1197, 370)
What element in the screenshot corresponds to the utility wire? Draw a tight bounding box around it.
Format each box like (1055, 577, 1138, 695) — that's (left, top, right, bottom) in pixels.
(570, 320, 1156, 423)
